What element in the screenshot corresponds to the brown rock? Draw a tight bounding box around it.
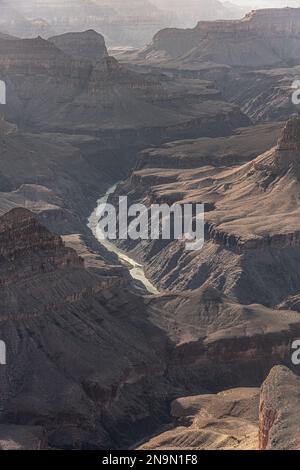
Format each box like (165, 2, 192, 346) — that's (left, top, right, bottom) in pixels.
(259, 366, 300, 450)
(0, 35, 249, 137)
(278, 116, 300, 150)
(147, 286, 300, 391)
(0, 424, 47, 450)
(114, 118, 300, 307)
(49, 30, 108, 62)
(136, 7, 300, 68)
(0, 208, 169, 449)
(139, 387, 259, 450)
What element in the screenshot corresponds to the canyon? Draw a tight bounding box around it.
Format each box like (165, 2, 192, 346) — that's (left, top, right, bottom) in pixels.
(0, 0, 247, 47)
(118, 7, 300, 124)
(0, 208, 171, 449)
(0, 32, 248, 141)
(140, 364, 300, 451)
(133, 8, 300, 68)
(0, 5, 300, 451)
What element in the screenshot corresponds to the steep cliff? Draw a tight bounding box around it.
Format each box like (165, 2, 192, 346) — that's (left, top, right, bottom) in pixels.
(137, 122, 281, 170)
(136, 7, 300, 68)
(0, 124, 114, 237)
(0, 36, 248, 139)
(0, 208, 170, 449)
(259, 366, 300, 450)
(110, 118, 300, 307)
(139, 387, 259, 450)
(0, 424, 47, 450)
(49, 30, 108, 62)
(118, 8, 300, 124)
(2, 208, 300, 449)
(146, 286, 300, 391)
(230, 74, 293, 123)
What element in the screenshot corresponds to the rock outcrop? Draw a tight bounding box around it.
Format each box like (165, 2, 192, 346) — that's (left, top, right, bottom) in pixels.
(146, 286, 300, 391)
(1, 208, 300, 450)
(111, 118, 300, 307)
(0, 126, 112, 236)
(278, 116, 300, 150)
(0, 36, 72, 72)
(0, 424, 47, 450)
(141, 364, 300, 451)
(49, 30, 108, 62)
(0, 208, 170, 449)
(136, 8, 300, 68)
(139, 387, 259, 450)
(117, 8, 300, 124)
(137, 122, 281, 170)
(0, 208, 84, 287)
(225, 65, 300, 123)
(259, 366, 300, 450)
(2, 4, 300, 452)
(0, 35, 248, 140)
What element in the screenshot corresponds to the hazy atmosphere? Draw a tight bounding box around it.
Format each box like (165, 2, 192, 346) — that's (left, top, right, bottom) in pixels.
(2, 0, 300, 457)
(1, 0, 300, 45)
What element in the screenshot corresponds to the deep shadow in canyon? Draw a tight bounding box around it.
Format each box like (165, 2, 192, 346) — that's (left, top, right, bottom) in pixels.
(1, 6, 300, 451)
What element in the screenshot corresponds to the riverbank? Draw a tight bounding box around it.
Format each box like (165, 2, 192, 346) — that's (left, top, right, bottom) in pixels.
(88, 183, 159, 295)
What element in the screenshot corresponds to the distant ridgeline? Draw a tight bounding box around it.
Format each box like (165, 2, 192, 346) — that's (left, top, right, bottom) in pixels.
(139, 7, 300, 68)
(193, 7, 300, 34)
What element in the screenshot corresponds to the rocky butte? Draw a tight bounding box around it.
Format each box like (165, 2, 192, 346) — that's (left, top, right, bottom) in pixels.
(118, 7, 300, 123)
(136, 7, 300, 68)
(110, 117, 300, 308)
(0, 33, 248, 141)
(49, 30, 108, 62)
(259, 366, 300, 450)
(139, 365, 300, 451)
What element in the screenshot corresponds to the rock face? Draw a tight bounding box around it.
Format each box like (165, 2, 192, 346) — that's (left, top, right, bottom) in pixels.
(49, 30, 108, 62)
(0, 424, 47, 450)
(0, 207, 83, 285)
(278, 116, 300, 150)
(0, 35, 248, 139)
(0, 35, 69, 69)
(137, 122, 282, 170)
(137, 7, 300, 68)
(0, 124, 115, 237)
(139, 387, 259, 450)
(1, 208, 300, 450)
(2, 4, 300, 452)
(119, 8, 300, 124)
(259, 366, 300, 450)
(0, 208, 171, 449)
(225, 66, 300, 123)
(146, 286, 300, 391)
(112, 118, 300, 307)
(141, 365, 300, 451)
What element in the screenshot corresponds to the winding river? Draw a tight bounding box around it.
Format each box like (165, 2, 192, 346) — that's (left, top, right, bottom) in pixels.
(88, 183, 159, 295)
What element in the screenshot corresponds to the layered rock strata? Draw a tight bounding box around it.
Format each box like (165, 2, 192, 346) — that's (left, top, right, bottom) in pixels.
(259, 366, 300, 450)
(0, 208, 170, 449)
(110, 118, 300, 307)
